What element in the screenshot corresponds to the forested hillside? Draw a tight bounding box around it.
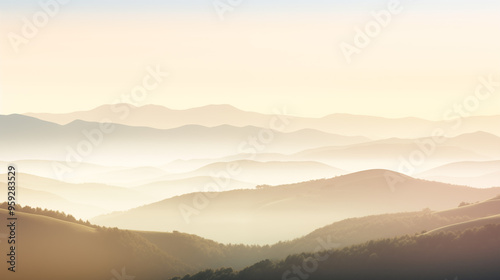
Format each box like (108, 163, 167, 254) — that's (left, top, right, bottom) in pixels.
(172, 224, 500, 280)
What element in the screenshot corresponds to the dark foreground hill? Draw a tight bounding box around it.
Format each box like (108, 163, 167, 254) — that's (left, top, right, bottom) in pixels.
(172, 224, 500, 280)
(0, 208, 190, 280)
(2, 196, 500, 280)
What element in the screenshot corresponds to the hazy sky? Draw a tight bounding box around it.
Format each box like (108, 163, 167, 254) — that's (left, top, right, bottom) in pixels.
(0, 0, 499, 119)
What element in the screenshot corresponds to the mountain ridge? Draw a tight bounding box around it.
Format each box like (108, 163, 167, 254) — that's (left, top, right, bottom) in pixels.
(22, 104, 500, 139)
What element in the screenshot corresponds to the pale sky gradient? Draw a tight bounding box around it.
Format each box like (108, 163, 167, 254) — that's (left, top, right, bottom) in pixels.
(0, 0, 499, 119)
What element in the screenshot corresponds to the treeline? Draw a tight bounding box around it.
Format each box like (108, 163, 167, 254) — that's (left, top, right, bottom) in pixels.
(171, 224, 500, 280)
(0, 202, 96, 228)
(136, 230, 273, 270)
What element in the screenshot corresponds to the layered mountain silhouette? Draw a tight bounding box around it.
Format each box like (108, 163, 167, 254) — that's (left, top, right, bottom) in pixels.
(2, 114, 499, 186)
(25, 104, 500, 138)
(0, 114, 369, 166)
(417, 160, 500, 188)
(3, 193, 500, 280)
(0, 173, 156, 219)
(91, 170, 500, 244)
(2, 105, 500, 279)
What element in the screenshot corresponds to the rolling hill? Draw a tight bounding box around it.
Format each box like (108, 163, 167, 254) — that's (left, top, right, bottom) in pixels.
(91, 170, 500, 244)
(426, 214, 500, 235)
(0, 209, 191, 280)
(433, 195, 500, 219)
(159, 153, 292, 173)
(4, 194, 500, 279)
(134, 176, 255, 198)
(416, 160, 500, 188)
(0, 173, 157, 218)
(153, 160, 346, 185)
(444, 131, 500, 157)
(171, 223, 500, 280)
(105, 195, 500, 270)
(292, 132, 499, 172)
(281, 195, 500, 256)
(0, 184, 104, 218)
(0, 159, 126, 183)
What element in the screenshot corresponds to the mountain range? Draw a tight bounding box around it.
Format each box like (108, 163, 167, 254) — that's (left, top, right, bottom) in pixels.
(25, 104, 500, 139)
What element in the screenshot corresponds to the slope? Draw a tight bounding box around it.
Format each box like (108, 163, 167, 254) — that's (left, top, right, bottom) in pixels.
(91, 170, 500, 244)
(0, 209, 190, 280)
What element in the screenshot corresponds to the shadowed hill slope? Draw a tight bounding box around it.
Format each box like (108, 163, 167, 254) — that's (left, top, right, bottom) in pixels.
(172, 224, 500, 280)
(0, 209, 190, 280)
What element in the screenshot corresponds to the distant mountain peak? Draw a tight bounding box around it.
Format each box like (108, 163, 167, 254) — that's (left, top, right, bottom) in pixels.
(336, 169, 413, 181)
(456, 130, 499, 138)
